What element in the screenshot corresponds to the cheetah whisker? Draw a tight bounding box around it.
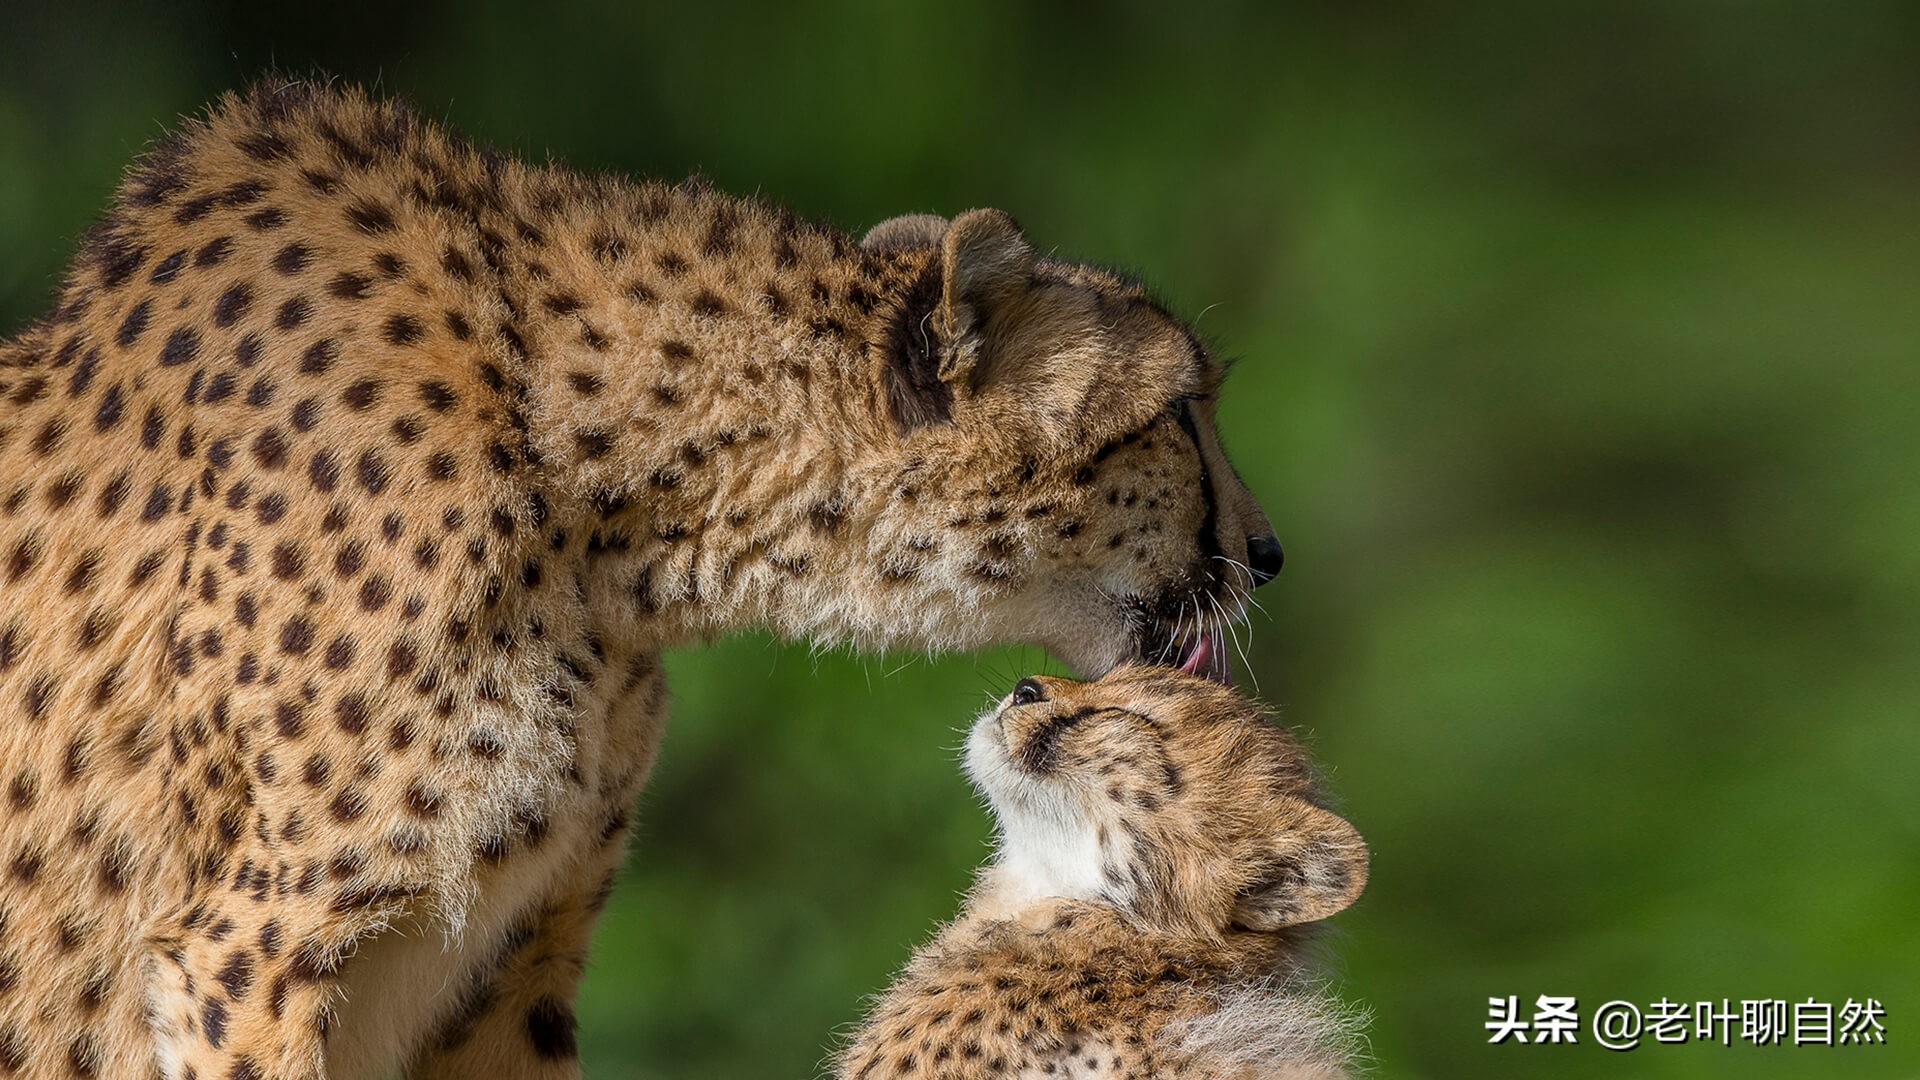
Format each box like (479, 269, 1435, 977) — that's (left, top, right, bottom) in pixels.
(1211, 555, 1268, 619)
(1206, 588, 1260, 695)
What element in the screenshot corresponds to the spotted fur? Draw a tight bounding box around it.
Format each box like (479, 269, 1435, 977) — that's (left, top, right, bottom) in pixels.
(838, 667, 1368, 1079)
(0, 78, 1279, 1080)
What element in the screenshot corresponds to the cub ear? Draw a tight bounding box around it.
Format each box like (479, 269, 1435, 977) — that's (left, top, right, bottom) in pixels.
(935, 208, 1035, 385)
(861, 213, 950, 253)
(1231, 803, 1369, 932)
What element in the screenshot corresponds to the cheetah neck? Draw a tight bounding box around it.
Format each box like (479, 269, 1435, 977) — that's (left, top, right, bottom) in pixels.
(979, 832, 1113, 915)
(479, 176, 939, 645)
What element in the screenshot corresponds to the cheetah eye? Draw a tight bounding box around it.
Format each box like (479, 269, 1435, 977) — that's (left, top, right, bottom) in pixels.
(1011, 679, 1046, 706)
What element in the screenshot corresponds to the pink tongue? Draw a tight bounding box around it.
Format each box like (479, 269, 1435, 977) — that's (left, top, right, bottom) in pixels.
(1178, 630, 1233, 686)
(1178, 634, 1210, 675)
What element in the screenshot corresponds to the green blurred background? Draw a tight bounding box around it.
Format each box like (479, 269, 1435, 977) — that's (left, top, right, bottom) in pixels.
(3, 2, 1915, 1076)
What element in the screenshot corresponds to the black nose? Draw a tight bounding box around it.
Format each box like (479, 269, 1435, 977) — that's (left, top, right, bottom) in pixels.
(1246, 535, 1284, 585)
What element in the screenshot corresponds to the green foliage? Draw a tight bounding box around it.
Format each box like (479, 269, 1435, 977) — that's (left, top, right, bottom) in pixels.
(3, 3, 1914, 1076)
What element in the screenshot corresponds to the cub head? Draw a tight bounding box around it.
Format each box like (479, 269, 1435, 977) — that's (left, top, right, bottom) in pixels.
(965, 665, 1367, 939)
(853, 210, 1282, 681)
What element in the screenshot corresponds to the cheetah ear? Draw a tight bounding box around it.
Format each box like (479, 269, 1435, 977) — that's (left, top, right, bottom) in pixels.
(861, 213, 949, 253)
(1230, 804, 1369, 931)
(936, 208, 1035, 385)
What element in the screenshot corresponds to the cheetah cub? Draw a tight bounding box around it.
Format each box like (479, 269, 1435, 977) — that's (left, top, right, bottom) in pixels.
(839, 666, 1369, 1079)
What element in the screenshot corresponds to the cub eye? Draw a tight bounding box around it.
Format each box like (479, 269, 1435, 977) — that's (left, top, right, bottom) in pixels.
(1011, 679, 1046, 706)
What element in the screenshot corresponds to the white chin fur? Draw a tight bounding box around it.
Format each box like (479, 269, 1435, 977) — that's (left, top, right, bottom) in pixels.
(964, 714, 1111, 907)
(988, 576, 1140, 677)
(1048, 634, 1137, 678)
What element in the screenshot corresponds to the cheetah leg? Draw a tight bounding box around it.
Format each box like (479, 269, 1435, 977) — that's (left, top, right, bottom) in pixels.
(402, 807, 632, 1079)
(146, 889, 410, 1080)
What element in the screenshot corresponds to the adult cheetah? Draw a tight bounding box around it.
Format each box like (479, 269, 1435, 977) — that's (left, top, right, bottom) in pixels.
(0, 79, 1282, 1079)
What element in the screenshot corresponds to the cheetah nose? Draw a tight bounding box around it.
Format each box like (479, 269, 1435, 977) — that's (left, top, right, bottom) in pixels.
(1246, 535, 1284, 586)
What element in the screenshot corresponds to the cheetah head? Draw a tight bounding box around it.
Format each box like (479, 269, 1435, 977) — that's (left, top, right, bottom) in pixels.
(854, 210, 1281, 681)
(965, 666, 1368, 938)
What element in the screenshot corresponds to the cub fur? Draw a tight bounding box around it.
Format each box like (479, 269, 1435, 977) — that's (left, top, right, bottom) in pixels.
(839, 666, 1368, 1079)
